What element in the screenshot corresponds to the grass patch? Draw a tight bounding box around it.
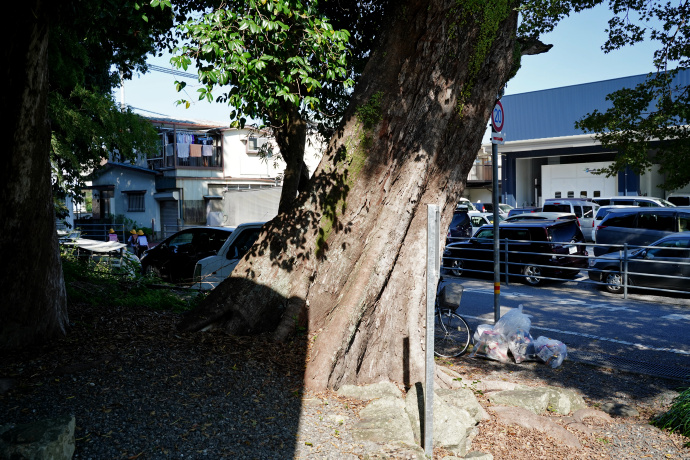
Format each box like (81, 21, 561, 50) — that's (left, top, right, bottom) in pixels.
(652, 386, 690, 445)
(61, 249, 204, 313)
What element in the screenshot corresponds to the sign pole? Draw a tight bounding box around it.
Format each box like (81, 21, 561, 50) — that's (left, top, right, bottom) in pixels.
(491, 100, 504, 323)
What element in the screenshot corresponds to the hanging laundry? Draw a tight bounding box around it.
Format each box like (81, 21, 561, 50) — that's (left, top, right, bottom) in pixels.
(190, 144, 202, 157)
(202, 145, 213, 156)
(177, 143, 190, 158)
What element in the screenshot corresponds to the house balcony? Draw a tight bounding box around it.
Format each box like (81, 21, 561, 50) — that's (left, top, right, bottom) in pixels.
(147, 144, 222, 171)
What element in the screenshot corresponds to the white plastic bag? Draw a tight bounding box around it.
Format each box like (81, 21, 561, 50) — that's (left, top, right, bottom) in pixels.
(533, 336, 567, 368)
(507, 329, 537, 363)
(493, 304, 532, 339)
(471, 330, 510, 363)
(473, 324, 494, 344)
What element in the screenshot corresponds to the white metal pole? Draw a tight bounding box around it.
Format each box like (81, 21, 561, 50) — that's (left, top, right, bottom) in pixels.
(425, 204, 440, 455)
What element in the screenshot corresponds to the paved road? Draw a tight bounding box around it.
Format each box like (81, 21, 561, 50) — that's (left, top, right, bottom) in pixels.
(441, 273, 690, 380)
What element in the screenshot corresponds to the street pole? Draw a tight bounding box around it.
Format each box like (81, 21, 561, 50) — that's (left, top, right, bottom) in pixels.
(492, 136, 500, 323)
(491, 98, 504, 323)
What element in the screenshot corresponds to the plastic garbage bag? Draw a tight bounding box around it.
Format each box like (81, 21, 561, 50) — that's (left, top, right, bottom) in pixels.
(507, 329, 537, 363)
(471, 330, 510, 363)
(533, 336, 567, 368)
(473, 324, 494, 344)
(493, 304, 532, 339)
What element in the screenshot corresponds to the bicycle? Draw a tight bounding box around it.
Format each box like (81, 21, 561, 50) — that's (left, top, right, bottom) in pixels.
(434, 279, 471, 357)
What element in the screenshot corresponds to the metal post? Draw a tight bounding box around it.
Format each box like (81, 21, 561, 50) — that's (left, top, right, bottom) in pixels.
(492, 130, 501, 323)
(504, 239, 510, 286)
(425, 205, 440, 456)
(623, 243, 628, 299)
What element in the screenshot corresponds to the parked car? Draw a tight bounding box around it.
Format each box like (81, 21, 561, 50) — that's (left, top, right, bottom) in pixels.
(506, 207, 541, 218)
(456, 198, 477, 211)
(542, 199, 599, 241)
(498, 203, 514, 215)
(504, 212, 577, 223)
(592, 196, 675, 207)
(475, 202, 509, 216)
(588, 234, 690, 294)
(193, 222, 267, 290)
(442, 220, 588, 286)
(593, 207, 690, 256)
(591, 205, 637, 242)
(469, 212, 504, 235)
(140, 227, 234, 283)
(446, 208, 473, 243)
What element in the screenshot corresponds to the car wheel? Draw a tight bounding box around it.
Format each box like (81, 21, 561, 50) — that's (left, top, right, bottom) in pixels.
(144, 264, 162, 279)
(449, 259, 464, 277)
(522, 265, 542, 286)
(604, 271, 625, 294)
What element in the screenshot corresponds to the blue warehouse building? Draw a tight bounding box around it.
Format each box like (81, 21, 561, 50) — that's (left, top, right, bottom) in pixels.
(485, 69, 690, 207)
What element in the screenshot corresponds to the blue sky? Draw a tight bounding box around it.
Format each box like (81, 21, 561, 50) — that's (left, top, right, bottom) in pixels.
(119, 4, 661, 129)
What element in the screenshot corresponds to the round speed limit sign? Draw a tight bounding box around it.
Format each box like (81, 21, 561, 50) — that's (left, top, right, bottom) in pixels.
(492, 100, 505, 132)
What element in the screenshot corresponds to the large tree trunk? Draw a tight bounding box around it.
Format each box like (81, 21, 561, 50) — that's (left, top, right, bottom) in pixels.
(272, 103, 308, 214)
(0, 1, 69, 349)
(178, 0, 518, 391)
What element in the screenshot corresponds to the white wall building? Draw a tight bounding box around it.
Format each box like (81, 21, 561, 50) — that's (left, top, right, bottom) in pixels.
(88, 115, 323, 238)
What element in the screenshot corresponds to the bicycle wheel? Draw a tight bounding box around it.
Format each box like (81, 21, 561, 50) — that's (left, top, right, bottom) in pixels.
(434, 310, 471, 357)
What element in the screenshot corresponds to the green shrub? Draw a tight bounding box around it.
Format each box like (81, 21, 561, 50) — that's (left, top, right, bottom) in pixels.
(61, 248, 203, 313)
(652, 386, 690, 445)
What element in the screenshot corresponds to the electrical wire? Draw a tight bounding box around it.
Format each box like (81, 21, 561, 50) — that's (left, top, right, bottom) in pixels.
(148, 64, 199, 80)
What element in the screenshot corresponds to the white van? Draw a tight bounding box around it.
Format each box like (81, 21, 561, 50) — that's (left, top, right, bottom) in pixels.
(592, 196, 675, 207)
(192, 221, 266, 290)
(542, 199, 599, 241)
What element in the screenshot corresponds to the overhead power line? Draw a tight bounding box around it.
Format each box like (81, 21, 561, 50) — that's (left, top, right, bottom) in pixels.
(148, 64, 199, 80)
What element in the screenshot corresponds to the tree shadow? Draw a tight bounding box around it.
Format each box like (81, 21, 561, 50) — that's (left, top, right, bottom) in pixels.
(0, 280, 311, 459)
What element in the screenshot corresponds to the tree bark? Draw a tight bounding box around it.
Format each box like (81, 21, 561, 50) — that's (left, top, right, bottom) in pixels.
(272, 103, 308, 214)
(178, 0, 518, 391)
(0, 1, 69, 349)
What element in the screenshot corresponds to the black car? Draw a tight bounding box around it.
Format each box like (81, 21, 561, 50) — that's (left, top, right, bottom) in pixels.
(588, 234, 690, 294)
(140, 227, 233, 283)
(446, 208, 472, 243)
(442, 220, 588, 286)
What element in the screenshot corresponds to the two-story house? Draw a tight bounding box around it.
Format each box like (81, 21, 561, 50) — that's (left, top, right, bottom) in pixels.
(87, 115, 322, 238)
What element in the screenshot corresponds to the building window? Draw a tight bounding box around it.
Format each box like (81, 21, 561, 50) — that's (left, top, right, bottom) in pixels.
(554, 192, 561, 198)
(127, 192, 145, 212)
(593, 190, 601, 197)
(580, 191, 587, 198)
(567, 191, 575, 198)
(247, 137, 258, 153)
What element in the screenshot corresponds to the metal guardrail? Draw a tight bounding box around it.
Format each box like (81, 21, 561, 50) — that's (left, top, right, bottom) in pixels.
(442, 238, 690, 297)
(65, 223, 128, 243)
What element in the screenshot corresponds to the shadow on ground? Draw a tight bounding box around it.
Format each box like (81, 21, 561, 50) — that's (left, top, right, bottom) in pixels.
(0, 290, 308, 459)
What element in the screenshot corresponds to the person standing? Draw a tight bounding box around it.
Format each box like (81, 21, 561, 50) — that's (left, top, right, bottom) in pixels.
(127, 229, 138, 252)
(136, 230, 149, 257)
(108, 228, 119, 242)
